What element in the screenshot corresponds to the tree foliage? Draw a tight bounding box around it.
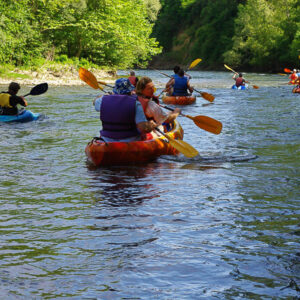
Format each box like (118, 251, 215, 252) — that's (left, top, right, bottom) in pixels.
(152, 0, 299, 71)
(0, 0, 162, 68)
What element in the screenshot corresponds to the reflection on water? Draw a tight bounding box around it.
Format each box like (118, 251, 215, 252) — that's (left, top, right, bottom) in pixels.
(0, 73, 299, 298)
(88, 164, 159, 207)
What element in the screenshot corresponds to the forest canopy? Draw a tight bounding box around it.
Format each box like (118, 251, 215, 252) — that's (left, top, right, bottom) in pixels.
(0, 0, 299, 71)
(152, 0, 300, 71)
(0, 0, 161, 68)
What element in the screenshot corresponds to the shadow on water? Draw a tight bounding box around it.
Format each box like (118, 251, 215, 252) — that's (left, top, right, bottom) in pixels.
(86, 162, 160, 208)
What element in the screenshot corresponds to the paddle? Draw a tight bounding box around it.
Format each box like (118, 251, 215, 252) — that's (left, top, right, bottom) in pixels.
(284, 68, 292, 73)
(23, 83, 48, 97)
(224, 64, 259, 89)
(160, 104, 222, 134)
(152, 69, 214, 102)
(193, 88, 214, 102)
(187, 58, 202, 71)
(97, 80, 114, 88)
(79, 67, 106, 91)
(155, 127, 199, 158)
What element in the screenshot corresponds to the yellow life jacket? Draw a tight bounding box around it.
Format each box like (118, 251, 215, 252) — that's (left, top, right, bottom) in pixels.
(0, 93, 13, 108)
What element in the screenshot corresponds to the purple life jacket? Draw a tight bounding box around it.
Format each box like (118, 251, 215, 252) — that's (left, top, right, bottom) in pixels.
(100, 94, 140, 139)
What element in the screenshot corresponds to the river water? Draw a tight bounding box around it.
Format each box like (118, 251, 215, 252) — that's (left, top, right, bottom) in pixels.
(0, 71, 299, 299)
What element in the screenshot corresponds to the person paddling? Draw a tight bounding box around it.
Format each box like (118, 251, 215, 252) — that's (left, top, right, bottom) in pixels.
(0, 82, 28, 115)
(93, 78, 156, 142)
(128, 71, 139, 87)
(166, 68, 194, 96)
(136, 77, 181, 125)
(233, 73, 248, 88)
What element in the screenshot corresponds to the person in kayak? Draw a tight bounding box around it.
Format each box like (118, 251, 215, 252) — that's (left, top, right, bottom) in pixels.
(136, 76, 181, 125)
(289, 69, 298, 84)
(0, 82, 28, 115)
(93, 78, 156, 142)
(166, 68, 194, 96)
(128, 71, 139, 87)
(233, 73, 248, 88)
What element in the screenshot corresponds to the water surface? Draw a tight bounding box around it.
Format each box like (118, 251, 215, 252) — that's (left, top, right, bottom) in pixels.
(0, 71, 299, 299)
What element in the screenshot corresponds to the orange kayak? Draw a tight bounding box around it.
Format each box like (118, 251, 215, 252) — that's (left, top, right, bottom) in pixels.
(162, 95, 196, 105)
(85, 120, 184, 166)
(292, 87, 300, 93)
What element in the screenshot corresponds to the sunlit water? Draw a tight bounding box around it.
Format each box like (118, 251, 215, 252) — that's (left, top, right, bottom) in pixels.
(0, 71, 299, 299)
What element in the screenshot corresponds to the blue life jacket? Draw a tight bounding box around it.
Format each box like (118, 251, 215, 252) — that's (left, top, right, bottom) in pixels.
(100, 95, 140, 139)
(173, 76, 188, 96)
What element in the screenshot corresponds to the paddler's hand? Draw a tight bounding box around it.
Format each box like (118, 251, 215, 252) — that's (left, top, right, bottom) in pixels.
(20, 96, 28, 107)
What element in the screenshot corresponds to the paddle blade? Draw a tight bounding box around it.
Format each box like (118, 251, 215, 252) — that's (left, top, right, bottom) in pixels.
(252, 85, 259, 89)
(224, 64, 235, 73)
(200, 92, 214, 102)
(79, 67, 103, 90)
(186, 115, 222, 135)
(284, 68, 292, 73)
(168, 138, 199, 158)
(27, 83, 48, 96)
(188, 58, 202, 70)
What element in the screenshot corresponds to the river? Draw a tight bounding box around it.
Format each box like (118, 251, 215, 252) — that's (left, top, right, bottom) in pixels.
(0, 71, 299, 299)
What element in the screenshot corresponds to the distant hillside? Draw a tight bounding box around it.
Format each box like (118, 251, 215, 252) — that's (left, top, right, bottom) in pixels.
(151, 0, 300, 72)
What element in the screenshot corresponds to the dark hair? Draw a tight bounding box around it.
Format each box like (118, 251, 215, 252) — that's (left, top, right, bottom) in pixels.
(239, 73, 243, 77)
(8, 82, 20, 93)
(178, 69, 185, 77)
(173, 66, 180, 74)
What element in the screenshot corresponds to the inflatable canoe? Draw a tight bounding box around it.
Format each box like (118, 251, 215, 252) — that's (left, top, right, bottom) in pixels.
(292, 87, 300, 93)
(85, 120, 184, 166)
(232, 84, 248, 90)
(162, 95, 196, 105)
(0, 110, 40, 123)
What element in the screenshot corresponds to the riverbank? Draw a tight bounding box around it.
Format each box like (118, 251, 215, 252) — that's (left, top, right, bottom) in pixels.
(0, 64, 116, 86)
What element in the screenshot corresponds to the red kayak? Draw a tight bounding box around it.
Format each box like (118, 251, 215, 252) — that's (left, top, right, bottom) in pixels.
(162, 95, 196, 105)
(85, 121, 184, 166)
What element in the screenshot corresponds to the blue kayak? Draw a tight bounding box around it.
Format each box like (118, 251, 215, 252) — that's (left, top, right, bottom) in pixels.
(0, 110, 40, 123)
(232, 84, 248, 90)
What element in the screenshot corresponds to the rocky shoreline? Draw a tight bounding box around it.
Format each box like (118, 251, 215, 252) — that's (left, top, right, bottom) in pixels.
(0, 66, 116, 86)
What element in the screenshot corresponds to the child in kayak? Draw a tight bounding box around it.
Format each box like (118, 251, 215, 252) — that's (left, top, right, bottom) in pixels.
(0, 82, 27, 115)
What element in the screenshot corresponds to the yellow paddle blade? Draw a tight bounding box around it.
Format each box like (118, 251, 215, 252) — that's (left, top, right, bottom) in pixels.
(186, 115, 222, 135)
(156, 128, 199, 158)
(167, 138, 199, 158)
(224, 64, 237, 74)
(79, 67, 103, 90)
(188, 58, 202, 70)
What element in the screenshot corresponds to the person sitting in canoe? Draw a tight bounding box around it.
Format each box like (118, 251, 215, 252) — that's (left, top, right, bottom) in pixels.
(289, 69, 298, 84)
(93, 78, 157, 142)
(0, 82, 28, 115)
(233, 73, 248, 88)
(128, 70, 139, 87)
(136, 76, 181, 126)
(165, 68, 194, 96)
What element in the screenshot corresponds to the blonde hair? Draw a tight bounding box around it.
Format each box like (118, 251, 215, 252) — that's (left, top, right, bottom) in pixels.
(136, 76, 152, 95)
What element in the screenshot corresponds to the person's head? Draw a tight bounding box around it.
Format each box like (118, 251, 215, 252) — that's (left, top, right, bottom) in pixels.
(136, 76, 155, 98)
(173, 66, 180, 74)
(130, 70, 135, 76)
(178, 69, 185, 77)
(239, 73, 243, 77)
(113, 78, 135, 95)
(8, 82, 20, 95)
(293, 69, 297, 73)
